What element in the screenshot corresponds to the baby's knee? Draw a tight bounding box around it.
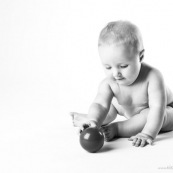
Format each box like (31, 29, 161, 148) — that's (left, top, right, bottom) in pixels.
(161, 108, 173, 132)
(102, 113, 116, 125)
(102, 106, 117, 125)
(138, 108, 150, 120)
(139, 108, 150, 115)
(161, 113, 169, 132)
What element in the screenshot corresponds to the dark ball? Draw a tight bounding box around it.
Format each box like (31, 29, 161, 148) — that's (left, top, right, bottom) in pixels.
(80, 127, 104, 153)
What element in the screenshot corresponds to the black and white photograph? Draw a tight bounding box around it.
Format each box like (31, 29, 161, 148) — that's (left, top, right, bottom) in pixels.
(0, 0, 173, 172)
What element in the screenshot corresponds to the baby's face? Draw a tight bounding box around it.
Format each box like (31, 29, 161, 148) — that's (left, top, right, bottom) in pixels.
(98, 44, 141, 86)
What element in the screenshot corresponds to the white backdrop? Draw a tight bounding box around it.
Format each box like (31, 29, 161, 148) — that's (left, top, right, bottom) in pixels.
(0, 0, 173, 126)
(0, 0, 173, 129)
(1, 0, 173, 172)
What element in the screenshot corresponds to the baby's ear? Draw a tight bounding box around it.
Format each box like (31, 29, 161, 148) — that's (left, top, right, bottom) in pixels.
(140, 55, 144, 62)
(139, 49, 145, 62)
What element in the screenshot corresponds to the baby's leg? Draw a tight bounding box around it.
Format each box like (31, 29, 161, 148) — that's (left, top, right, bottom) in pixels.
(102, 108, 149, 141)
(70, 112, 88, 127)
(102, 104, 118, 125)
(160, 106, 173, 132)
(70, 104, 118, 127)
(102, 106, 173, 141)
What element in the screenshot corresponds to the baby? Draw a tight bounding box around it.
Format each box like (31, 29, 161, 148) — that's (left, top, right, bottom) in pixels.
(70, 20, 173, 147)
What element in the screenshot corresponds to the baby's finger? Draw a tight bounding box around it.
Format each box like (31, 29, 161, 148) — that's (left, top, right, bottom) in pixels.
(89, 121, 97, 128)
(146, 138, 153, 145)
(79, 124, 87, 133)
(132, 138, 138, 145)
(140, 139, 147, 147)
(135, 138, 142, 147)
(76, 127, 82, 135)
(128, 138, 133, 141)
(101, 126, 108, 131)
(128, 136, 135, 141)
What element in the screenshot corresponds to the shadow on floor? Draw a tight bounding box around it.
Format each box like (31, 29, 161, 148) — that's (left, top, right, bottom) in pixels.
(155, 131, 173, 142)
(98, 145, 116, 153)
(98, 138, 129, 153)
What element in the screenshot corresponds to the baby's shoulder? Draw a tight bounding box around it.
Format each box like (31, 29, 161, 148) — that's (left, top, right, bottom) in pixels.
(99, 77, 117, 86)
(99, 78, 112, 88)
(99, 77, 118, 95)
(141, 63, 164, 82)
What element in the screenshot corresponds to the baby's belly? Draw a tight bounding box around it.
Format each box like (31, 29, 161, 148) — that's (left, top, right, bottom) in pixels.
(112, 98, 149, 119)
(123, 104, 149, 119)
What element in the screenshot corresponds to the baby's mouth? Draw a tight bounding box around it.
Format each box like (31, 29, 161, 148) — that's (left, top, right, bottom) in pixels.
(115, 77, 124, 80)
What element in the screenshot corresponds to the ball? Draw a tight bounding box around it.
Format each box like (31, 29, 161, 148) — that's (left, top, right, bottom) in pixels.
(80, 127, 104, 153)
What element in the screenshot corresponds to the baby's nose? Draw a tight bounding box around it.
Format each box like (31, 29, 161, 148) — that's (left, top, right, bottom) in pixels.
(112, 69, 121, 77)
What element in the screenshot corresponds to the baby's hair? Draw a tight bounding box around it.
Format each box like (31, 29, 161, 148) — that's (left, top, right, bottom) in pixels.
(98, 20, 144, 53)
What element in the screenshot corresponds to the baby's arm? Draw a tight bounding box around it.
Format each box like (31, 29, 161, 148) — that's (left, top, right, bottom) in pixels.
(129, 69, 166, 146)
(141, 69, 166, 139)
(86, 79, 114, 128)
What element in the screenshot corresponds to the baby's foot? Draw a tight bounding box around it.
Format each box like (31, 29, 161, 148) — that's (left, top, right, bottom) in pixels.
(101, 122, 118, 142)
(70, 112, 88, 127)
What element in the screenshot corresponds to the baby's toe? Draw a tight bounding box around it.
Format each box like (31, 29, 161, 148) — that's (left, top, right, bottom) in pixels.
(101, 126, 112, 141)
(69, 112, 74, 119)
(105, 136, 111, 142)
(103, 133, 109, 141)
(102, 131, 111, 141)
(101, 126, 109, 132)
(69, 113, 75, 126)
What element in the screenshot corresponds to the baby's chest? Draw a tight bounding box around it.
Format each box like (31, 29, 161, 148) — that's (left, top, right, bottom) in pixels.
(115, 86, 148, 107)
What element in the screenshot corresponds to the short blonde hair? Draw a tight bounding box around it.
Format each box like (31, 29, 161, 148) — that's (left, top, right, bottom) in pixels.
(98, 21, 144, 52)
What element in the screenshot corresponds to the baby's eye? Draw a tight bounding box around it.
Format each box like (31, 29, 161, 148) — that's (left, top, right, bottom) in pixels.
(120, 65, 128, 69)
(105, 66, 111, 70)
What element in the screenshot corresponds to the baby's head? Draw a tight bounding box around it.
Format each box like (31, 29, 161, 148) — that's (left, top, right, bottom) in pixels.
(98, 20, 144, 54)
(98, 21, 144, 85)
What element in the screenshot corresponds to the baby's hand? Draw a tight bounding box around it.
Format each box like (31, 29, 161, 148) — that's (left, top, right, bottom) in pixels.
(77, 120, 98, 135)
(128, 133, 154, 147)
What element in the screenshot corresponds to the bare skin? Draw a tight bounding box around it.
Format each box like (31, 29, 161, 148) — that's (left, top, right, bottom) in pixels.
(70, 105, 173, 147)
(71, 44, 173, 147)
